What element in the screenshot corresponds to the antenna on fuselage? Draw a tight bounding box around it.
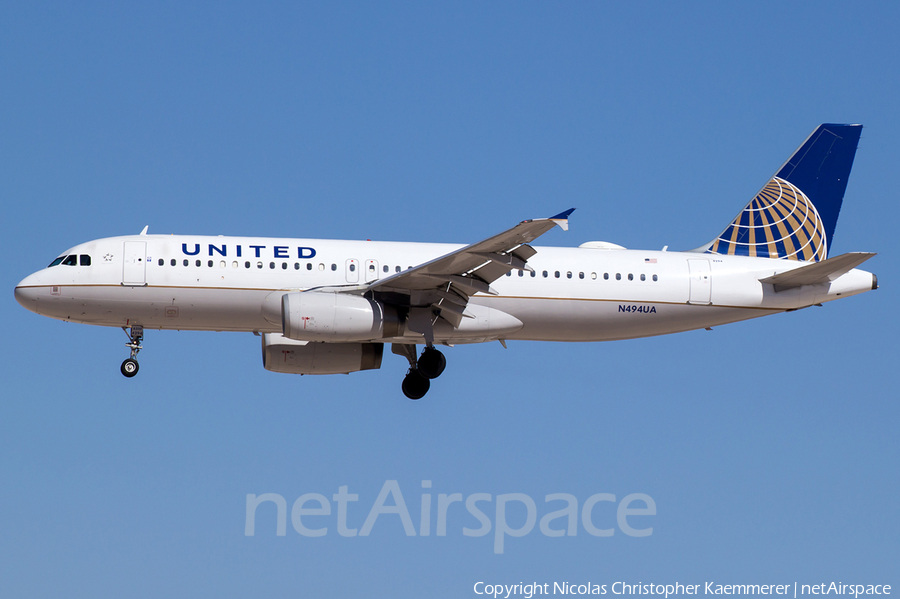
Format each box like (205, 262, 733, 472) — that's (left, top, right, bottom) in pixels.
(139, 226, 149, 235)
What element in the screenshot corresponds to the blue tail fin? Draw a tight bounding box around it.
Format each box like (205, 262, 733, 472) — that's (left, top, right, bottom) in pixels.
(706, 124, 862, 261)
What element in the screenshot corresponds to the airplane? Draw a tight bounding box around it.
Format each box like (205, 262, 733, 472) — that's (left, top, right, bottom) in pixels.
(14, 124, 878, 399)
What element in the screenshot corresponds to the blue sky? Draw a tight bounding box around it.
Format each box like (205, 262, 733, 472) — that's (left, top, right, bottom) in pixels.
(1, 2, 898, 597)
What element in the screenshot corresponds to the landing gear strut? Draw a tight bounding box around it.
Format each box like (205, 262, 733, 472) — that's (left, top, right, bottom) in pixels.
(121, 325, 143, 378)
(393, 344, 446, 400)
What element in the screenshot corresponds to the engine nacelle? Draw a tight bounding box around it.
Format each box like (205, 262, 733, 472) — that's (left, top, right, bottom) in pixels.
(262, 333, 383, 375)
(275, 291, 400, 342)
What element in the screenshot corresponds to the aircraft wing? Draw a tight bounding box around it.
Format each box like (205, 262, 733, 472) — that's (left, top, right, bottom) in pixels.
(357, 209, 574, 327)
(759, 252, 876, 292)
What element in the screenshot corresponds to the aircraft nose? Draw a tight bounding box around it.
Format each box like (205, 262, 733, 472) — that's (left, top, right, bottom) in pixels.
(14, 274, 41, 310)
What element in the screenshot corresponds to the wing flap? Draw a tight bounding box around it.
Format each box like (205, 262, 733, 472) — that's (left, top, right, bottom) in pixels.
(510, 244, 537, 262)
(759, 252, 876, 292)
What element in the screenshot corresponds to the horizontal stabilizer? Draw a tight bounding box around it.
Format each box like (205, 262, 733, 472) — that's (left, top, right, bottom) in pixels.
(760, 252, 875, 292)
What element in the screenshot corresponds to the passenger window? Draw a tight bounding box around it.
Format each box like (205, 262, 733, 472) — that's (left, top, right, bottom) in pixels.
(567, 271, 572, 279)
(281, 262, 287, 270)
(170, 259, 176, 266)
(591, 272, 597, 280)
(506, 271, 511, 277)
(628, 273, 633, 281)
(530, 271, 536, 277)
(579, 272, 584, 279)
(183, 259, 189, 267)
(603, 273, 609, 280)
(307, 263, 312, 271)
(245, 261, 251, 269)
(158, 258, 164, 266)
(257, 262, 263, 269)
(383, 265, 389, 273)
(208, 260, 214, 267)
(640, 274, 646, 281)
(395, 266, 401, 273)
(48, 257, 65, 267)
(195, 260, 201, 267)
(518, 270, 524, 277)
(368, 264, 375, 272)
(220, 261, 226, 268)
(269, 262, 275, 269)
(318, 264, 325, 271)
(555, 271, 560, 278)
(331, 264, 337, 271)
(542, 270, 548, 278)
(652, 274, 658, 282)
(616, 273, 621, 280)
(63, 255, 78, 266)
(349, 264, 356, 272)
(294, 263, 300, 270)
(81, 255, 91, 266)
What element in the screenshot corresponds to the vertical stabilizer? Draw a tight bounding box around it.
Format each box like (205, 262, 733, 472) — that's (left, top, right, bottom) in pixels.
(706, 124, 862, 261)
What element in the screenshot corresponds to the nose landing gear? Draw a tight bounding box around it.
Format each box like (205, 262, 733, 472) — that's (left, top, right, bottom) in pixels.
(121, 325, 143, 378)
(393, 344, 446, 400)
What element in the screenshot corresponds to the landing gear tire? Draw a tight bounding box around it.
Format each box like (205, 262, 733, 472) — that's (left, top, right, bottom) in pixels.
(402, 369, 430, 400)
(417, 347, 446, 379)
(121, 358, 139, 378)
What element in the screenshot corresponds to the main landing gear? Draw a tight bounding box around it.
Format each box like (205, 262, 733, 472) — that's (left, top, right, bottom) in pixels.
(401, 369, 430, 400)
(121, 325, 143, 378)
(395, 345, 447, 400)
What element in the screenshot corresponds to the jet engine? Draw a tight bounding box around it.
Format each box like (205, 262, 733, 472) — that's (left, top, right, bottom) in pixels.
(262, 333, 383, 375)
(262, 291, 401, 342)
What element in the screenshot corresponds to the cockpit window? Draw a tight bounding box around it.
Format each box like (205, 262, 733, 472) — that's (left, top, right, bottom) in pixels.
(62, 255, 78, 266)
(48, 257, 65, 267)
(80, 255, 91, 266)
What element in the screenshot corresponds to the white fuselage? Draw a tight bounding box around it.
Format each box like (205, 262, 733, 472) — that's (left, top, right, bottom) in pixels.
(14, 234, 876, 345)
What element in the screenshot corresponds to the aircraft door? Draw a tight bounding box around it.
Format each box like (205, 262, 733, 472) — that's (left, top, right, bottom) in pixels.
(687, 259, 711, 305)
(365, 259, 379, 283)
(122, 241, 147, 286)
(345, 259, 359, 283)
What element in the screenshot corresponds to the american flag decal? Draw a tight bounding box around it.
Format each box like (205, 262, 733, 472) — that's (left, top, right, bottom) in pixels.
(644, 258, 657, 263)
